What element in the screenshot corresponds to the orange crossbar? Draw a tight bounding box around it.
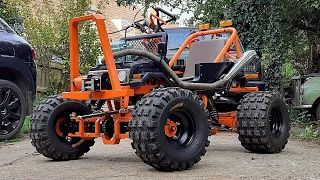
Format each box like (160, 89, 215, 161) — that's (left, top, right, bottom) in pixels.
(62, 89, 134, 100)
(245, 74, 259, 79)
(230, 87, 258, 92)
(169, 27, 241, 67)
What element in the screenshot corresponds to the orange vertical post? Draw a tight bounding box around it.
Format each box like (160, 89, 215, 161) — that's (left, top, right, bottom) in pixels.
(68, 14, 121, 92)
(69, 19, 80, 92)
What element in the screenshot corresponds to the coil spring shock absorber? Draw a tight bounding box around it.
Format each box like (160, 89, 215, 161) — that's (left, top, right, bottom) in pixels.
(208, 97, 219, 123)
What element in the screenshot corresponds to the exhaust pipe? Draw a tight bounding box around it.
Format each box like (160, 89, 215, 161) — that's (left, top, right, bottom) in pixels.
(113, 49, 258, 90)
(220, 50, 258, 84)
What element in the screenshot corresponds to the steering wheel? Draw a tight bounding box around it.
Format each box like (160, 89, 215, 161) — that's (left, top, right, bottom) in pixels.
(149, 7, 177, 32)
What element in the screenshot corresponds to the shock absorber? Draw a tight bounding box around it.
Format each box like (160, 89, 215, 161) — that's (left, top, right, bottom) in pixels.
(208, 97, 219, 123)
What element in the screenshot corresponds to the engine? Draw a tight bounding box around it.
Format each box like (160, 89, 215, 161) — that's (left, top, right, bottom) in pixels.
(81, 58, 160, 92)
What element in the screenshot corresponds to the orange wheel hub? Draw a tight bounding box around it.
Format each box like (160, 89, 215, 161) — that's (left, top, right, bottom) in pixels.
(55, 117, 67, 137)
(164, 120, 177, 137)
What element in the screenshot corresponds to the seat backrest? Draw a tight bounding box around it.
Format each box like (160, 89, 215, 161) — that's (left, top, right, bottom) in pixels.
(183, 39, 226, 78)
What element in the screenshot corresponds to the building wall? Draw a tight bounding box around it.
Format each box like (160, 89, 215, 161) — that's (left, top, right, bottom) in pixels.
(91, 1, 144, 41)
(32, 0, 144, 42)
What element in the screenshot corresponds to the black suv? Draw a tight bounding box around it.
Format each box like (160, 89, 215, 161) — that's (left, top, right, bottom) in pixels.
(0, 18, 37, 140)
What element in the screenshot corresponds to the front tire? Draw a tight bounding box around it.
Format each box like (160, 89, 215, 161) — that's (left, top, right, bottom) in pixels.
(237, 92, 290, 153)
(29, 95, 95, 160)
(129, 87, 210, 171)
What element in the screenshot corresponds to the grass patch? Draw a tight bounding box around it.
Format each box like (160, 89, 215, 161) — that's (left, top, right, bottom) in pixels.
(20, 116, 30, 135)
(291, 124, 320, 145)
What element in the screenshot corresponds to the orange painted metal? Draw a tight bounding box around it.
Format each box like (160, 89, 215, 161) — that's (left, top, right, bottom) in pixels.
(234, 36, 241, 59)
(55, 117, 66, 137)
(169, 27, 241, 67)
(174, 71, 184, 75)
(68, 116, 101, 139)
(106, 100, 113, 111)
(133, 74, 142, 80)
(226, 52, 236, 60)
(218, 111, 237, 129)
(199, 95, 208, 109)
(149, 13, 167, 27)
(102, 134, 121, 144)
(230, 86, 258, 92)
(211, 128, 219, 135)
(164, 120, 177, 137)
(134, 83, 158, 95)
(102, 113, 131, 144)
(245, 73, 259, 79)
(64, 14, 134, 102)
(73, 76, 86, 90)
(63, 89, 134, 100)
(67, 112, 131, 144)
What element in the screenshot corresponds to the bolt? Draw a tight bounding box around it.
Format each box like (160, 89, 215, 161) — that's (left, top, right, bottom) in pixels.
(113, 134, 116, 138)
(86, 133, 90, 137)
(70, 112, 77, 117)
(66, 136, 72, 142)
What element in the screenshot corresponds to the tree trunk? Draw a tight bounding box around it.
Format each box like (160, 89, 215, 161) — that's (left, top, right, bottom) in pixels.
(307, 33, 320, 73)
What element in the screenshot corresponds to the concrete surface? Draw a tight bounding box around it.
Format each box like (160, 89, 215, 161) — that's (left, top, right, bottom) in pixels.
(0, 132, 319, 180)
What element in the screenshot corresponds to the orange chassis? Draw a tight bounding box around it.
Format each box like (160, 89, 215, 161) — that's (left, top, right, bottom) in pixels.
(62, 14, 258, 144)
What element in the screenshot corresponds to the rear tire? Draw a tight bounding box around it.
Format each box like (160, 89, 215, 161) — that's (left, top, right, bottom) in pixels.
(237, 92, 290, 153)
(29, 95, 95, 160)
(129, 87, 210, 171)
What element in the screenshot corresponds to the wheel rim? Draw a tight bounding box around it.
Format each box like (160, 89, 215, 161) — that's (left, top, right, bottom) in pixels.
(55, 116, 82, 144)
(165, 108, 196, 148)
(269, 106, 283, 138)
(0, 87, 22, 135)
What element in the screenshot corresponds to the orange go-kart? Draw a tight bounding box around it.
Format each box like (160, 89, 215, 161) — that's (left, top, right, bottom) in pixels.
(29, 11, 290, 171)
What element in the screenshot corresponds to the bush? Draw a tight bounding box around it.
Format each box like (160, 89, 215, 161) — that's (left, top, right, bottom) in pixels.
(20, 0, 103, 95)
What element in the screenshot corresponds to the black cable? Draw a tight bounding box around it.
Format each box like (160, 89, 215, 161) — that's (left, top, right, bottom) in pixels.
(108, 28, 127, 35)
(133, 8, 143, 24)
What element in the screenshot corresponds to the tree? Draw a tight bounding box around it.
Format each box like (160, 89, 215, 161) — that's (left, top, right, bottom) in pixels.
(0, 0, 24, 34)
(116, 0, 319, 92)
(19, 0, 103, 94)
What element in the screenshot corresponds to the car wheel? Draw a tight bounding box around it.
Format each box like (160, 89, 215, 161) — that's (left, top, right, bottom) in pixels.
(0, 79, 27, 141)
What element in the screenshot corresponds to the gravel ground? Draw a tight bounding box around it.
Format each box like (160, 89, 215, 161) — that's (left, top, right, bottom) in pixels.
(0, 132, 319, 180)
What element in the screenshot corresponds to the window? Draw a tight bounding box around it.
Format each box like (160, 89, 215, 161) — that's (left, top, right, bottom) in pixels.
(166, 29, 211, 50)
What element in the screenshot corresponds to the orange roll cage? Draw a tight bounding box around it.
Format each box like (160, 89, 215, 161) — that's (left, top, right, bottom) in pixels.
(168, 28, 242, 67)
(61, 14, 254, 143)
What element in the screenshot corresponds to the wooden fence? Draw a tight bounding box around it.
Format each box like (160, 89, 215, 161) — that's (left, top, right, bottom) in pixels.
(36, 62, 64, 99)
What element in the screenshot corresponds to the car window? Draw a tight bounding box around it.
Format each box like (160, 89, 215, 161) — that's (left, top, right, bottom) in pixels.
(166, 29, 211, 50)
(0, 18, 15, 33)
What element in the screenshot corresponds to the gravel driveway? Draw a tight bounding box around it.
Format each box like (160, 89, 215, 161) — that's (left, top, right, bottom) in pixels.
(0, 132, 319, 180)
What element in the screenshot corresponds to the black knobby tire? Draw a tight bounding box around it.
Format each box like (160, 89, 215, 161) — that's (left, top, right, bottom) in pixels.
(315, 104, 320, 121)
(237, 92, 290, 153)
(0, 80, 27, 141)
(129, 87, 210, 171)
(29, 95, 95, 160)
